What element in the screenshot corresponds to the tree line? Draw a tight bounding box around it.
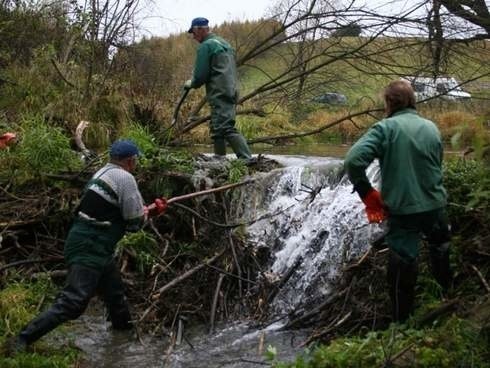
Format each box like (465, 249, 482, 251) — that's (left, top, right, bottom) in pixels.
(1, 0, 489, 149)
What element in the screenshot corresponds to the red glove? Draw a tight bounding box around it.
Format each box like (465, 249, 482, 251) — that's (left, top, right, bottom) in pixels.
(0, 132, 16, 149)
(361, 189, 387, 223)
(154, 198, 167, 215)
(144, 198, 168, 218)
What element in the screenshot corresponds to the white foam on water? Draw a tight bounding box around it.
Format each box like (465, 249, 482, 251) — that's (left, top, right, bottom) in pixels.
(234, 155, 385, 314)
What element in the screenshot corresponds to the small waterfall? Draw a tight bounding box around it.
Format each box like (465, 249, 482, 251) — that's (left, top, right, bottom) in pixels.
(232, 155, 386, 315)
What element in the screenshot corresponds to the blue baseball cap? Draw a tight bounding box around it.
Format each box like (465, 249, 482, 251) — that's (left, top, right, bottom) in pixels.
(188, 17, 209, 33)
(109, 139, 140, 158)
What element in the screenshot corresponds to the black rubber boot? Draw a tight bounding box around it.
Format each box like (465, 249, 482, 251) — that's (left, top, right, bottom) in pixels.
(213, 138, 227, 156)
(387, 250, 418, 322)
(17, 264, 98, 346)
(17, 310, 64, 345)
(99, 262, 132, 330)
(108, 305, 132, 330)
(429, 241, 452, 293)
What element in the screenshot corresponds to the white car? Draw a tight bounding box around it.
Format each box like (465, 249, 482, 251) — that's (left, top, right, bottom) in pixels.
(402, 76, 471, 101)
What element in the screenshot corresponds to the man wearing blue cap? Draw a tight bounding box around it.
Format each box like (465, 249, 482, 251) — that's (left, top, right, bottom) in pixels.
(184, 17, 253, 162)
(9, 140, 167, 352)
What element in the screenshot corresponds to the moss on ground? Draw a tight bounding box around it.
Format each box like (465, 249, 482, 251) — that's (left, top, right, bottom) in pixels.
(0, 277, 81, 367)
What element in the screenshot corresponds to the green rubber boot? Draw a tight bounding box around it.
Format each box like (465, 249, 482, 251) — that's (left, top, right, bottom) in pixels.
(226, 133, 252, 160)
(213, 138, 227, 156)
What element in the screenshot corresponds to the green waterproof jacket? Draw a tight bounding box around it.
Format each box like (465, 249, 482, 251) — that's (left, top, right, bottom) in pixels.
(190, 33, 238, 102)
(344, 108, 447, 215)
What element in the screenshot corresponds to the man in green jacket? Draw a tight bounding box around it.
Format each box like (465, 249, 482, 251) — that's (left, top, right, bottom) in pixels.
(11, 140, 167, 351)
(184, 17, 253, 161)
(344, 80, 452, 322)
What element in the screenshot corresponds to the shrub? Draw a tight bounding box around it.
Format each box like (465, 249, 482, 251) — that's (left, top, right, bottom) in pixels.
(117, 230, 159, 273)
(0, 114, 81, 186)
(117, 121, 158, 158)
(443, 158, 489, 231)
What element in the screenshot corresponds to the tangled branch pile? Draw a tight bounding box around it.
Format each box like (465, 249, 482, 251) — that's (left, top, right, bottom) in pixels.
(0, 153, 284, 338)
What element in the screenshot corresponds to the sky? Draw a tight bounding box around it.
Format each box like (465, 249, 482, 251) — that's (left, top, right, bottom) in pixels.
(140, 0, 274, 37)
(137, 0, 428, 39)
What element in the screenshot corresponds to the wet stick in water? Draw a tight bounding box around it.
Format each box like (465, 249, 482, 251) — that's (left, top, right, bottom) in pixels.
(209, 274, 225, 334)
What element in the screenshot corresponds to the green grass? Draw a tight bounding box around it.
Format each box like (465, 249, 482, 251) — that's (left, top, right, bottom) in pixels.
(270, 317, 489, 368)
(0, 277, 81, 367)
(238, 37, 490, 114)
(0, 114, 82, 186)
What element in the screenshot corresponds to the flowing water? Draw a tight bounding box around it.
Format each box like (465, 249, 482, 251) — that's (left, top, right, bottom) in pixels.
(230, 155, 385, 316)
(67, 154, 386, 367)
(69, 311, 309, 367)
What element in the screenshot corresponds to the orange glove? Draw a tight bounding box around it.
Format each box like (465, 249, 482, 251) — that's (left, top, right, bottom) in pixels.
(361, 189, 387, 223)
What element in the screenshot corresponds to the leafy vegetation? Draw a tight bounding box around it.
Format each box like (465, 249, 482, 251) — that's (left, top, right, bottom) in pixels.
(271, 317, 489, 367)
(2, 0, 489, 147)
(0, 278, 56, 335)
(117, 230, 159, 273)
(227, 159, 249, 183)
(0, 114, 81, 186)
(444, 159, 490, 230)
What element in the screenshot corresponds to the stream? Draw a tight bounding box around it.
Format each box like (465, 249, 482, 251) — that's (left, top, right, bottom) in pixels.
(69, 307, 309, 367)
(65, 152, 386, 367)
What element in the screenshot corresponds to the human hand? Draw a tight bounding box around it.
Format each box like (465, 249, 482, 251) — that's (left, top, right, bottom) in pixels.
(144, 198, 168, 218)
(153, 198, 167, 215)
(361, 189, 387, 223)
(183, 79, 192, 90)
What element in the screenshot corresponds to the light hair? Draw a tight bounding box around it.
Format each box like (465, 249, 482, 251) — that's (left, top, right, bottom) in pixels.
(192, 26, 209, 32)
(383, 80, 416, 117)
